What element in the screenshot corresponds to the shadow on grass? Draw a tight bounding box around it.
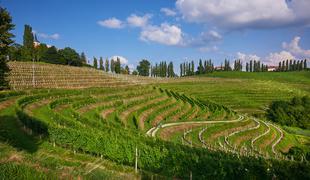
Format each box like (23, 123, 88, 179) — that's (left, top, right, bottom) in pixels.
(0, 115, 40, 153)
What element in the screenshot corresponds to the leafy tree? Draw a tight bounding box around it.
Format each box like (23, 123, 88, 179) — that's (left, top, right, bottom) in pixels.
(167, 61, 174, 77)
(93, 57, 98, 68)
(22, 24, 34, 61)
(198, 59, 203, 74)
(0, 7, 14, 90)
(34, 43, 48, 62)
(132, 70, 138, 75)
(8, 43, 22, 61)
(122, 65, 130, 74)
(58, 47, 81, 66)
(110, 59, 115, 73)
(41, 46, 65, 64)
(137, 59, 150, 76)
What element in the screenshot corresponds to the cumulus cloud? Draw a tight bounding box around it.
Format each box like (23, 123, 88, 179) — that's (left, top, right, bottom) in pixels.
(140, 23, 183, 46)
(282, 36, 310, 58)
(176, 0, 310, 30)
(237, 52, 261, 62)
(127, 14, 152, 27)
(265, 51, 295, 65)
(98, 18, 124, 29)
(110, 55, 128, 64)
(160, 8, 177, 16)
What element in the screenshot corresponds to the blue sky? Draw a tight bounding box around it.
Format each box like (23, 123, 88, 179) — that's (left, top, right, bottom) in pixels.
(2, 0, 310, 72)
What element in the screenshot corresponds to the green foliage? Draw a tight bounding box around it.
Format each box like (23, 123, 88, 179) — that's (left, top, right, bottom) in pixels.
(0, 7, 14, 90)
(58, 47, 82, 66)
(267, 96, 310, 129)
(42, 46, 66, 64)
(137, 59, 150, 76)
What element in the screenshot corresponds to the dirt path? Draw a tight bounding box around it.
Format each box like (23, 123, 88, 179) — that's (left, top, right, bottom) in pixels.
(147, 115, 244, 137)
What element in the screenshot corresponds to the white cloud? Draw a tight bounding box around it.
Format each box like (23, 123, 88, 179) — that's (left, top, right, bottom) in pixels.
(33, 30, 60, 40)
(127, 14, 152, 27)
(110, 55, 128, 64)
(199, 46, 218, 52)
(265, 51, 295, 65)
(201, 30, 222, 41)
(140, 23, 183, 46)
(161, 8, 177, 16)
(282, 36, 310, 58)
(176, 0, 310, 30)
(237, 52, 261, 62)
(98, 18, 124, 29)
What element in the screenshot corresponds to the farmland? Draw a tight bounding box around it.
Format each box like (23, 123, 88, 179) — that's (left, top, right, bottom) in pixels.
(0, 62, 309, 179)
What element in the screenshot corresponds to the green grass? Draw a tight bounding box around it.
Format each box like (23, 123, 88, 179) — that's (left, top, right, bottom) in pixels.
(159, 71, 310, 115)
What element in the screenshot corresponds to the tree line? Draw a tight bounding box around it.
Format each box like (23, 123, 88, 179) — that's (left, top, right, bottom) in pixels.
(277, 59, 307, 72)
(245, 60, 268, 72)
(93, 57, 130, 74)
(150, 61, 175, 77)
(8, 25, 88, 67)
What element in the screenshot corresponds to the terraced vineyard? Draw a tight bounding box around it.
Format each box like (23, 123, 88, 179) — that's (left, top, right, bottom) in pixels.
(1, 62, 309, 179)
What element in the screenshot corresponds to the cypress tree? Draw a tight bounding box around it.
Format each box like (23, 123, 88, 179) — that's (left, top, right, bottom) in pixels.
(246, 62, 249, 72)
(22, 24, 34, 61)
(304, 59, 307, 70)
(198, 59, 203, 74)
(289, 60, 292, 71)
(278, 61, 282, 71)
(0, 7, 14, 90)
(115, 57, 121, 74)
(110, 59, 115, 72)
(180, 63, 183, 77)
(105, 58, 109, 72)
(191, 61, 194, 75)
(99, 57, 104, 70)
(286, 60, 289, 71)
(93, 57, 98, 68)
(80, 52, 87, 64)
(250, 60, 253, 72)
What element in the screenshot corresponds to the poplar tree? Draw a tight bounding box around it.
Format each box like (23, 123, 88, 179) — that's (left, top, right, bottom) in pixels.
(22, 24, 34, 61)
(99, 57, 104, 70)
(180, 63, 183, 77)
(250, 60, 253, 72)
(0, 7, 14, 90)
(115, 57, 121, 73)
(110, 59, 115, 72)
(304, 59, 307, 70)
(80, 52, 87, 64)
(198, 59, 203, 74)
(105, 58, 109, 72)
(93, 57, 98, 68)
(191, 61, 194, 75)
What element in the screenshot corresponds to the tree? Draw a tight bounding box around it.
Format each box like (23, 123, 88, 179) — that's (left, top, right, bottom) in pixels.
(123, 65, 130, 74)
(180, 63, 183, 77)
(99, 57, 104, 71)
(80, 52, 87, 64)
(110, 59, 115, 73)
(115, 57, 121, 74)
(246, 62, 249, 72)
(22, 24, 34, 61)
(93, 57, 98, 68)
(304, 59, 307, 70)
(198, 59, 203, 74)
(58, 47, 81, 66)
(132, 70, 138, 75)
(42, 46, 65, 64)
(250, 60, 253, 72)
(105, 58, 109, 72)
(191, 61, 194, 75)
(8, 43, 22, 61)
(137, 59, 150, 76)
(34, 43, 48, 62)
(167, 61, 174, 77)
(0, 7, 14, 90)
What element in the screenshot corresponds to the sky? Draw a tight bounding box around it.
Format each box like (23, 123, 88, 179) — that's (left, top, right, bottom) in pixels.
(2, 0, 310, 72)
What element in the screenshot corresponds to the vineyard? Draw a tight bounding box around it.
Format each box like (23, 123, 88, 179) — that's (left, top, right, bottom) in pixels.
(0, 62, 309, 179)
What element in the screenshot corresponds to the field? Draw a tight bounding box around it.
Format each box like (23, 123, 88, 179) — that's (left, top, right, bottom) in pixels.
(0, 62, 309, 179)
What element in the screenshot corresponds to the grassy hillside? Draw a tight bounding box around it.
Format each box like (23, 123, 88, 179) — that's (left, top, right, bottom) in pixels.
(159, 71, 310, 115)
(1, 63, 309, 179)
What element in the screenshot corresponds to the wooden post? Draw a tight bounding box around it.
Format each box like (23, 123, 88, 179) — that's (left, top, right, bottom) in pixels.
(135, 146, 138, 173)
